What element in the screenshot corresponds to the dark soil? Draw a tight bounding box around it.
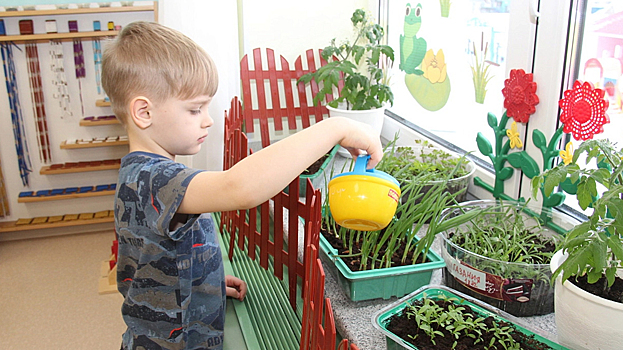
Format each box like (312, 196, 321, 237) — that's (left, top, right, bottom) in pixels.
(302, 153, 330, 175)
(321, 223, 426, 271)
(442, 231, 558, 317)
(570, 274, 623, 304)
(386, 298, 554, 350)
(443, 271, 555, 317)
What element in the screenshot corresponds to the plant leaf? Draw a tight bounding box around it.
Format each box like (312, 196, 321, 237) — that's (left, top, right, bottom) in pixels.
(476, 132, 493, 156)
(507, 151, 540, 178)
(487, 112, 498, 129)
(498, 167, 514, 181)
(532, 129, 547, 150)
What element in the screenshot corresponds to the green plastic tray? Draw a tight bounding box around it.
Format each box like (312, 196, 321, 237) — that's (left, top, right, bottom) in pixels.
(287, 144, 339, 196)
(373, 285, 569, 350)
(319, 234, 445, 301)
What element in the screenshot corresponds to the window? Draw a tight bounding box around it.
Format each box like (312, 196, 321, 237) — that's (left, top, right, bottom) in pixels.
(382, 0, 621, 214)
(382, 0, 536, 164)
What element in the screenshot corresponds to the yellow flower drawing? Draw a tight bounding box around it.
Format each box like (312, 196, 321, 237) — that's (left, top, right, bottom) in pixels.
(506, 121, 523, 149)
(422, 49, 447, 83)
(560, 142, 574, 165)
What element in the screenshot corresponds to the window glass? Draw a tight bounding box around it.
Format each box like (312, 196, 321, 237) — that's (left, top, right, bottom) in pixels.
(560, 0, 623, 212)
(570, 0, 623, 146)
(384, 0, 525, 162)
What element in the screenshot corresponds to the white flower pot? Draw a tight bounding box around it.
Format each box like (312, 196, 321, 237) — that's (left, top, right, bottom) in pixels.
(550, 250, 623, 350)
(326, 105, 385, 158)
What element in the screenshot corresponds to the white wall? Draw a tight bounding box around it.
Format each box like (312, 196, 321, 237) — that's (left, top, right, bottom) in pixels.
(239, 0, 375, 63)
(0, 0, 375, 224)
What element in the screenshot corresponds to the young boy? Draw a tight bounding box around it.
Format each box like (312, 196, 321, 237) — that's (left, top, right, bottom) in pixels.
(102, 21, 383, 350)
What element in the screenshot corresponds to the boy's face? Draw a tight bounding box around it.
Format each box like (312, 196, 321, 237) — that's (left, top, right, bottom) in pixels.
(148, 94, 214, 158)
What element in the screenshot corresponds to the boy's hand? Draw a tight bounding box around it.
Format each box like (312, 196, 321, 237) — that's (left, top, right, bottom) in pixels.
(336, 118, 384, 169)
(225, 275, 247, 302)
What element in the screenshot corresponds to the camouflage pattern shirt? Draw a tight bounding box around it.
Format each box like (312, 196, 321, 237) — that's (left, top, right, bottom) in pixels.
(115, 152, 226, 350)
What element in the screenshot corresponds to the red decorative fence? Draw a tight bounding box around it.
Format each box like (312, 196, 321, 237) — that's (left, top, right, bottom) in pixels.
(221, 95, 358, 350)
(240, 47, 342, 148)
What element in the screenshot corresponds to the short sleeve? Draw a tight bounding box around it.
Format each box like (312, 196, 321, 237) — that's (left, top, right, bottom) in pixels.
(116, 157, 202, 240)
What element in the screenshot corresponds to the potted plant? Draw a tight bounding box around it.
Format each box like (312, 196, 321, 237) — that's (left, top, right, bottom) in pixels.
(373, 285, 568, 350)
(438, 200, 578, 317)
(320, 161, 481, 301)
(533, 138, 623, 350)
(377, 137, 476, 204)
(299, 8, 394, 157)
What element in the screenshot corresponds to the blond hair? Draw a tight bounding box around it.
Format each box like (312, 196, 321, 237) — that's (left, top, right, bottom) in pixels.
(101, 21, 218, 125)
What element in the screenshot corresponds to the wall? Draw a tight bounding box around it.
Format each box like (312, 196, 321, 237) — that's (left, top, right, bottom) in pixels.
(0, 0, 373, 224)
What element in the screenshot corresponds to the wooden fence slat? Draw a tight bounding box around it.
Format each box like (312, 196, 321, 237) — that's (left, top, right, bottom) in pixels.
(260, 200, 269, 269)
(266, 49, 283, 132)
(273, 193, 284, 279)
(288, 180, 300, 309)
(281, 55, 298, 130)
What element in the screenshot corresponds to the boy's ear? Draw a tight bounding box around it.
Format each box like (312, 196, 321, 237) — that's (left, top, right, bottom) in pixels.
(130, 97, 152, 129)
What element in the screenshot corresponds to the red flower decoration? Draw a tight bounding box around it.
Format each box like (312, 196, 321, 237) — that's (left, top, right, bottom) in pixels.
(502, 69, 539, 123)
(559, 81, 610, 141)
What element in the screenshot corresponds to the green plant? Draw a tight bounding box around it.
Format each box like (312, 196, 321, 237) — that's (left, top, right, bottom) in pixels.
(401, 294, 521, 350)
(298, 9, 394, 110)
(447, 203, 559, 266)
(470, 38, 495, 104)
(377, 138, 471, 184)
(533, 139, 623, 288)
(322, 158, 481, 271)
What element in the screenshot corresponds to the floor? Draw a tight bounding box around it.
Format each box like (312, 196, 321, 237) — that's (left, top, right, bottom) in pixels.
(0, 230, 247, 350)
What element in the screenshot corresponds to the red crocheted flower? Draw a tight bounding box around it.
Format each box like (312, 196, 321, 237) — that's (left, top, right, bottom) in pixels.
(559, 81, 610, 141)
(502, 69, 539, 123)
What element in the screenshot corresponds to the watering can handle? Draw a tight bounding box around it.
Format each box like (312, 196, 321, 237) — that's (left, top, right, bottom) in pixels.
(354, 155, 372, 174)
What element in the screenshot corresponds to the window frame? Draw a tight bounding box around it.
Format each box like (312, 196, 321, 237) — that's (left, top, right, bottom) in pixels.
(378, 0, 589, 220)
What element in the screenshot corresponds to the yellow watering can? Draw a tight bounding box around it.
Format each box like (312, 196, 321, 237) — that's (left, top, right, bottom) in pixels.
(328, 155, 401, 231)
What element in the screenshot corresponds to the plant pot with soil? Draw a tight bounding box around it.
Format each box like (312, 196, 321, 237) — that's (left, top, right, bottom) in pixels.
(377, 138, 476, 204)
(439, 199, 579, 317)
(373, 284, 568, 350)
(533, 139, 623, 350)
(298, 9, 394, 158)
(321, 164, 482, 301)
(286, 144, 339, 196)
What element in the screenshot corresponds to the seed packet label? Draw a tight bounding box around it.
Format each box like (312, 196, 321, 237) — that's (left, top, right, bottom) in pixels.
(446, 255, 486, 290)
(447, 255, 534, 302)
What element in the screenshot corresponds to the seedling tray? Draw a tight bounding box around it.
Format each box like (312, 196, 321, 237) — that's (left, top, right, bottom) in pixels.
(319, 234, 445, 301)
(373, 285, 568, 350)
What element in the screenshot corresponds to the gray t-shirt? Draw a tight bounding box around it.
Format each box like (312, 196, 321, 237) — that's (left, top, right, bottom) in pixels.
(115, 151, 225, 350)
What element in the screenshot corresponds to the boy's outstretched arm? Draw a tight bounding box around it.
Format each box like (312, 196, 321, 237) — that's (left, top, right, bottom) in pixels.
(178, 117, 383, 214)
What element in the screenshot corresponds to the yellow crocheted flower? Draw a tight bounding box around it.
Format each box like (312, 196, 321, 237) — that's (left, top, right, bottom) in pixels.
(506, 121, 523, 149)
(422, 49, 447, 83)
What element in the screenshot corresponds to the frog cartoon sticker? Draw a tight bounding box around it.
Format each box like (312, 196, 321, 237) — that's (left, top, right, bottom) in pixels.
(400, 3, 451, 111)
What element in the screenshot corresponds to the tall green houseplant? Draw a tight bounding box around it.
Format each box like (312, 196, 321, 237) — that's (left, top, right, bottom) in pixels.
(299, 9, 394, 110)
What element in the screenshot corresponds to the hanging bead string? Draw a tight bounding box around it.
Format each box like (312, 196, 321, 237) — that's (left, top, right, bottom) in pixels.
(46, 20, 72, 118)
(0, 156, 9, 217)
(69, 20, 86, 117)
(92, 20, 103, 95)
(25, 43, 52, 163)
(1, 19, 32, 186)
(1, 43, 33, 186)
(20, 20, 52, 164)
